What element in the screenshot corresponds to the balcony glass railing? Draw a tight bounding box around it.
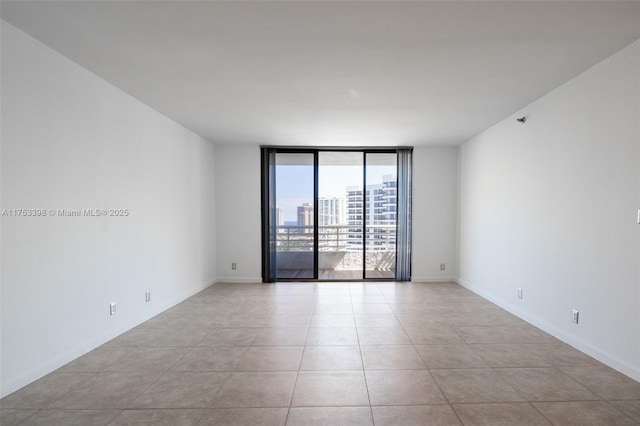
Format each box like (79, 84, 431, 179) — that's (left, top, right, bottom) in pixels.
(275, 225, 396, 252)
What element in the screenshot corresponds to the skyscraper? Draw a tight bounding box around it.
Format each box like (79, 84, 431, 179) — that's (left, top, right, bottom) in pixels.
(346, 174, 396, 251)
(318, 197, 346, 226)
(297, 203, 313, 232)
(276, 206, 285, 226)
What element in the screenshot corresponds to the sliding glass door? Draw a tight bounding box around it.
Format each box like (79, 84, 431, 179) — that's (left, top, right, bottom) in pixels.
(318, 152, 363, 280)
(274, 153, 316, 279)
(365, 153, 397, 279)
(262, 147, 412, 282)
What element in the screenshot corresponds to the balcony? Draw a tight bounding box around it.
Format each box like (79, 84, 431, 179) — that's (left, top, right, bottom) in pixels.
(275, 225, 396, 280)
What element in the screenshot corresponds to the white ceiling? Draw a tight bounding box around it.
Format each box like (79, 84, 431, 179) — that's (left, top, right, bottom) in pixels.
(2, 1, 639, 146)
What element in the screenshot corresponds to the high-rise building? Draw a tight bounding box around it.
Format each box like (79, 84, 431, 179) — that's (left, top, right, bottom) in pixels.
(276, 206, 285, 226)
(346, 174, 397, 251)
(297, 203, 314, 232)
(318, 197, 346, 226)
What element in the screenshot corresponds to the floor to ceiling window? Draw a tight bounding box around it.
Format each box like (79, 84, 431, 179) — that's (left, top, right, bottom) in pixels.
(261, 147, 412, 282)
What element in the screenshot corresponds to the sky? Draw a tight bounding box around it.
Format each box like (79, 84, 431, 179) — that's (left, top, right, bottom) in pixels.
(276, 164, 396, 222)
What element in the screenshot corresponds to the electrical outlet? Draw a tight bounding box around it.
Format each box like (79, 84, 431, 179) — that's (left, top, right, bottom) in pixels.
(572, 309, 579, 324)
(232, 263, 237, 270)
(517, 288, 523, 299)
(440, 263, 445, 271)
(145, 291, 151, 302)
(109, 302, 117, 316)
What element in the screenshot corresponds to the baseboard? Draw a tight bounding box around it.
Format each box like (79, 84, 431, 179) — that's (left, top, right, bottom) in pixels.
(216, 277, 262, 283)
(219, 277, 458, 284)
(411, 276, 457, 283)
(1, 279, 216, 398)
(455, 277, 640, 382)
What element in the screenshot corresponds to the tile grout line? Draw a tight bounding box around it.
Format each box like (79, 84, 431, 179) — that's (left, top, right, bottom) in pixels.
(387, 286, 467, 426)
(602, 401, 640, 425)
(350, 285, 376, 425)
(283, 288, 317, 425)
(385, 286, 511, 424)
(413, 337, 465, 425)
(30, 372, 101, 412)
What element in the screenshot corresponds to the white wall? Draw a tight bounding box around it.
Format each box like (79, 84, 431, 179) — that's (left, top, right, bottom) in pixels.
(214, 144, 262, 282)
(0, 23, 217, 396)
(458, 40, 640, 380)
(213, 144, 458, 283)
(412, 147, 458, 282)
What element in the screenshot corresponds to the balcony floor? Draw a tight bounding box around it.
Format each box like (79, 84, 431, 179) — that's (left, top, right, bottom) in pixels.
(277, 269, 395, 280)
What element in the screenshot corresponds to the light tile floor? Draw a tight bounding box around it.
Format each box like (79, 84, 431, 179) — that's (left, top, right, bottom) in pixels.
(2, 282, 640, 425)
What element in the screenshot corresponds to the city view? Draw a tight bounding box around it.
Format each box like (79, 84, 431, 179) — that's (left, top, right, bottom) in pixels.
(275, 174, 397, 253)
